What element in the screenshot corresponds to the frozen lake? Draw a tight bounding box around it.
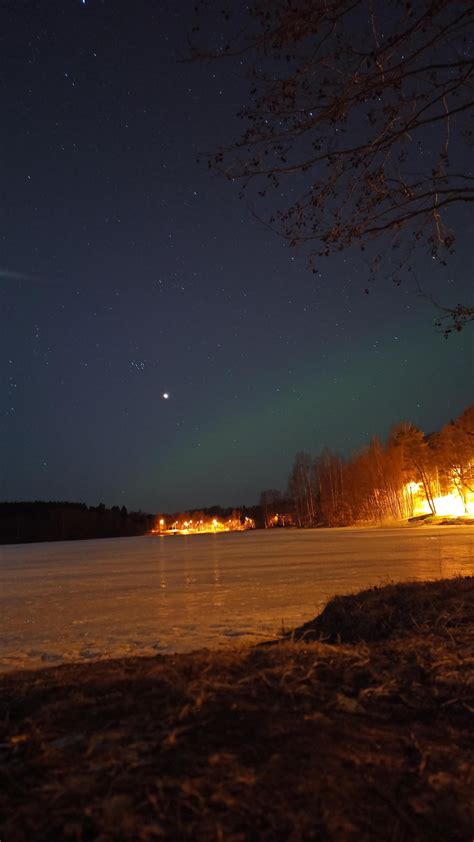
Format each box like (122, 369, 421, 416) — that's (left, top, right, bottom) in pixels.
(1, 526, 473, 672)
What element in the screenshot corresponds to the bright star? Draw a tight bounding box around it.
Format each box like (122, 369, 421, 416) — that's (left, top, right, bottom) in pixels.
(162, 392, 169, 400)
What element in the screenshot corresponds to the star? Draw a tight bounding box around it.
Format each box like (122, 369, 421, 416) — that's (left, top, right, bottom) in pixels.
(162, 392, 169, 400)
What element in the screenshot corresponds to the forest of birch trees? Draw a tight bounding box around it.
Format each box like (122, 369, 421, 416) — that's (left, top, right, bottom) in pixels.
(261, 405, 473, 528)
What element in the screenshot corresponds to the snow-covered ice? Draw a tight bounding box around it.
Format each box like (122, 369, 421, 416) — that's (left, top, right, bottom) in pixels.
(1, 526, 473, 672)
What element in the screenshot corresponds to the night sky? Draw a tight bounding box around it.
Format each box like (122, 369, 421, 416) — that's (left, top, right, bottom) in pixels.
(1, 0, 472, 513)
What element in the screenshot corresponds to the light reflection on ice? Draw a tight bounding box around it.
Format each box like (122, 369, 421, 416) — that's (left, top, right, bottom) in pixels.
(0, 526, 473, 672)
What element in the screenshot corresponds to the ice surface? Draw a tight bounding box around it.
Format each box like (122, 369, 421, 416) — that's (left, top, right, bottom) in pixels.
(1, 526, 473, 672)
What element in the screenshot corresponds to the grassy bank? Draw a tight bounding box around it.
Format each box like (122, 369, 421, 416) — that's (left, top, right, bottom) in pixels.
(1, 577, 473, 841)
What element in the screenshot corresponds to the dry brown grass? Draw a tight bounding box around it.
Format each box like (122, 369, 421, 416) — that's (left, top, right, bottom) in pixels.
(1, 577, 473, 841)
(288, 576, 474, 643)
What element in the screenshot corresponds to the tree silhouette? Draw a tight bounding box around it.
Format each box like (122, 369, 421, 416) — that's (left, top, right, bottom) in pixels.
(192, 0, 474, 332)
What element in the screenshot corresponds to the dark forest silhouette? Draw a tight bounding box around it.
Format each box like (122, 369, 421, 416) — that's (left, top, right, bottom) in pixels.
(0, 502, 262, 546)
(0, 502, 155, 545)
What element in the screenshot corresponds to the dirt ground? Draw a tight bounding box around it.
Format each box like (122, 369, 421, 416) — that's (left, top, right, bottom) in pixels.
(1, 577, 473, 841)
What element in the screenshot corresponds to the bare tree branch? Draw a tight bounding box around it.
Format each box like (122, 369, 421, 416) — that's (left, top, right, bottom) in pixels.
(193, 0, 474, 333)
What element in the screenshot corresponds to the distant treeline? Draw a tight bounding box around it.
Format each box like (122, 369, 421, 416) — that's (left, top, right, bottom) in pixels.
(162, 504, 263, 529)
(0, 502, 155, 545)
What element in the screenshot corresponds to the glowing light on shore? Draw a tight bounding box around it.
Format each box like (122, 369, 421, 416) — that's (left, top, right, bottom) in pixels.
(151, 515, 255, 536)
(406, 481, 474, 518)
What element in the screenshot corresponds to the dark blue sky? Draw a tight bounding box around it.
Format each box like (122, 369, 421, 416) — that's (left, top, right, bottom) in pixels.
(1, 0, 472, 512)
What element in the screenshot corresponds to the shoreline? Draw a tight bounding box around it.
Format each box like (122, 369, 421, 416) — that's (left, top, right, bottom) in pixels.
(1, 576, 473, 840)
(2, 516, 473, 547)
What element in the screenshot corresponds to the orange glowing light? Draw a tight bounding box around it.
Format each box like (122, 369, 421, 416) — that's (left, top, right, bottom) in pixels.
(405, 480, 474, 518)
(150, 514, 255, 537)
